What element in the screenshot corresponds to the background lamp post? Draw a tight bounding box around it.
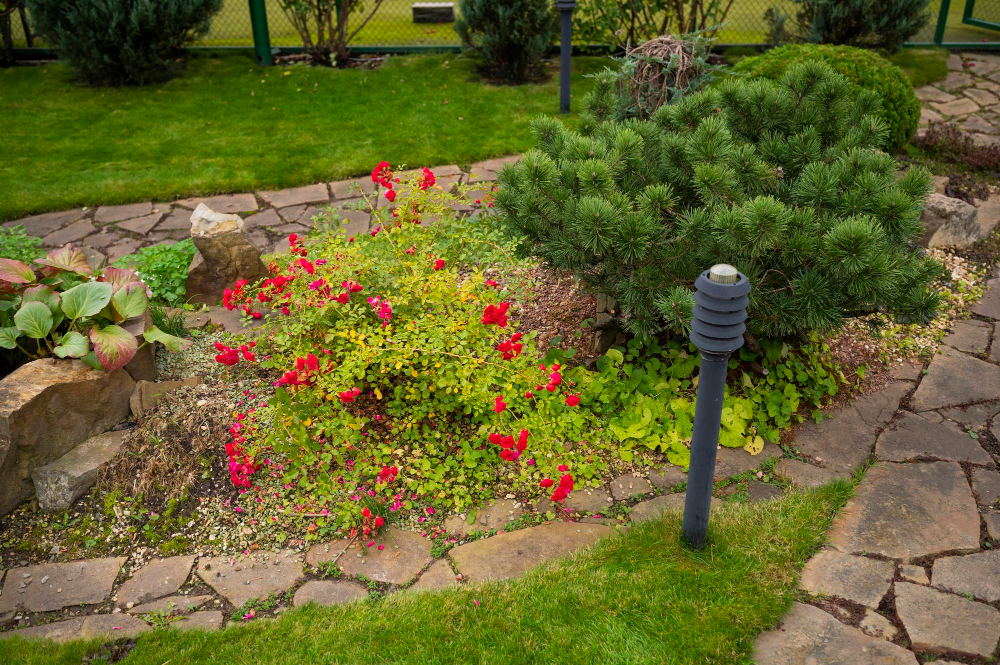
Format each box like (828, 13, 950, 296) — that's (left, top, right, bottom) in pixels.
(681, 264, 751, 550)
(556, 0, 576, 114)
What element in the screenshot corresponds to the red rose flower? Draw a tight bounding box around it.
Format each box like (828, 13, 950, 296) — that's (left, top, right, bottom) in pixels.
(565, 394, 580, 407)
(433, 259, 445, 271)
(540, 478, 554, 488)
(493, 394, 507, 414)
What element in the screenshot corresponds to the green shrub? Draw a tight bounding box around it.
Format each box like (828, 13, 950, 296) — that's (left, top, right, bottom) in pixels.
(26, 0, 222, 86)
(573, 0, 737, 48)
(496, 61, 939, 340)
(772, 0, 930, 54)
(734, 44, 920, 152)
(455, 0, 557, 83)
(0, 225, 43, 264)
(114, 239, 197, 304)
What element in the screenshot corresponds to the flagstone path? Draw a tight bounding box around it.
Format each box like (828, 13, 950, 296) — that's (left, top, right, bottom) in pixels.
(916, 51, 1000, 146)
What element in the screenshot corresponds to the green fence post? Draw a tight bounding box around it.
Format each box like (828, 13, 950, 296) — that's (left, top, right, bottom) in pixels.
(248, 0, 273, 66)
(934, 0, 952, 46)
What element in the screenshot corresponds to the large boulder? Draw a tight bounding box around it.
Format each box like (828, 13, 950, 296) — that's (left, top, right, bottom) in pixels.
(0, 360, 134, 515)
(31, 430, 126, 511)
(185, 204, 270, 305)
(920, 193, 981, 248)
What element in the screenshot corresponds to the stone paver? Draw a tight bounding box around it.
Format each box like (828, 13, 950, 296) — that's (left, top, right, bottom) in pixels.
(95, 202, 152, 224)
(932, 96, 981, 116)
(564, 488, 612, 514)
(895, 581, 1000, 658)
(175, 193, 258, 213)
(859, 609, 897, 640)
(259, 184, 329, 208)
(648, 465, 687, 490)
(940, 401, 1000, 429)
(129, 594, 212, 616)
(330, 178, 375, 199)
(2, 614, 150, 643)
(911, 345, 1000, 411)
(243, 209, 282, 230)
(629, 492, 721, 523)
(337, 527, 433, 585)
(798, 550, 893, 608)
(973, 467, 1000, 506)
(774, 458, 838, 488)
(408, 560, 459, 592)
(932, 551, 1000, 602)
(42, 218, 96, 247)
(915, 85, 956, 103)
(196, 550, 304, 607)
(449, 522, 612, 584)
(304, 539, 352, 567)
(293, 580, 368, 607)
(118, 212, 163, 235)
(965, 86, 1000, 107)
(0, 557, 125, 613)
(828, 462, 979, 560)
(443, 499, 524, 536)
(987, 512, 1000, 540)
(746, 480, 782, 503)
(874, 411, 992, 465)
(169, 610, 224, 632)
(975, 278, 1000, 320)
(607, 473, 651, 501)
(899, 565, 929, 585)
(714, 441, 782, 479)
(942, 318, 992, 353)
(116, 555, 196, 607)
(4, 208, 85, 235)
(753, 602, 918, 665)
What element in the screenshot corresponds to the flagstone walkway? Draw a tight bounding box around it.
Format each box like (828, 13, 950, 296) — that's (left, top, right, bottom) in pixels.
(917, 51, 1000, 145)
(756, 275, 1000, 664)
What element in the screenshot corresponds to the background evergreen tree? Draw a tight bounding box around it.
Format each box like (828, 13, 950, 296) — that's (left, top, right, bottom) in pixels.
(455, 0, 557, 84)
(496, 61, 939, 340)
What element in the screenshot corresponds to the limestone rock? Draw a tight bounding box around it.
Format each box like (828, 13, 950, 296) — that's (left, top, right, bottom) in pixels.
(874, 411, 992, 465)
(0, 557, 126, 613)
(828, 462, 979, 560)
(442, 499, 524, 537)
(973, 277, 1000, 320)
(895, 581, 1000, 658)
(932, 551, 1000, 602)
(337, 528, 433, 585)
(859, 609, 898, 641)
(972, 467, 1000, 507)
(449, 522, 612, 584)
(304, 539, 351, 567)
(185, 204, 269, 305)
(2, 614, 149, 643)
(798, 550, 893, 608)
(116, 556, 196, 607)
(753, 602, 917, 665)
(129, 377, 200, 416)
(774, 458, 838, 488)
(408, 560, 459, 592)
(0, 359, 134, 516)
(196, 550, 304, 607)
(31, 430, 126, 511)
(920, 193, 981, 247)
(292, 580, 367, 607)
(940, 401, 1000, 430)
(259, 184, 329, 209)
(911, 345, 1000, 411)
(564, 487, 611, 515)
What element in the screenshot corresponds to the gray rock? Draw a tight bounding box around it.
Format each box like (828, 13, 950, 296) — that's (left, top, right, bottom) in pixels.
(1, 613, 149, 643)
(774, 459, 839, 488)
(184, 204, 270, 305)
(874, 411, 992, 465)
(95, 202, 152, 224)
(895, 581, 1000, 658)
(129, 594, 212, 616)
(242, 209, 281, 230)
(791, 382, 909, 479)
(828, 462, 979, 560)
(932, 551, 1000, 602)
(292, 580, 367, 607)
(338, 527, 433, 585)
(899, 565, 929, 585)
(442, 499, 524, 536)
(4, 208, 85, 236)
(42, 219, 96, 247)
(449, 522, 612, 584)
(259, 184, 329, 208)
(973, 277, 1000, 320)
(0, 359, 134, 516)
(648, 465, 687, 490)
(609, 472, 652, 500)
(799, 550, 893, 608)
(31, 430, 126, 512)
(942, 318, 992, 353)
(859, 609, 898, 641)
(940, 401, 1000, 430)
(714, 442, 782, 479)
(747, 480, 783, 503)
(911, 345, 1000, 411)
(117, 212, 163, 235)
(973, 467, 1000, 507)
(116, 556, 196, 607)
(888, 361, 923, 381)
(174, 193, 258, 213)
(0, 557, 125, 613)
(920, 193, 981, 247)
(408, 559, 459, 592)
(196, 550, 304, 607)
(753, 602, 917, 665)
(564, 487, 612, 515)
(169, 610, 224, 632)
(304, 539, 351, 567)
(129, 377, 200, 416)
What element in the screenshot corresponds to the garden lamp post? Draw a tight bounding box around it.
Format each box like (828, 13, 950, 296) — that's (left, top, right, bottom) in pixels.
(682, 264, 750, 550)
(556, 0, 576, 114)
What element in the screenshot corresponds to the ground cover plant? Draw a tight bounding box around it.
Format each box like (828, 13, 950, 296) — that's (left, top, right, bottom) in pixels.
(498, 60, 939, 343)
(114, 239, 198, 304)
(733, 44, 921, 152)
(0, 53, 609, 222)
(0, 225, 42, 264)
(0, 482, 854, 665)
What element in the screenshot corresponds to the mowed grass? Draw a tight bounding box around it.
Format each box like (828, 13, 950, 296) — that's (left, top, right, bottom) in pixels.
(0, 483, 852, 665)
(0, 53, 609, 221)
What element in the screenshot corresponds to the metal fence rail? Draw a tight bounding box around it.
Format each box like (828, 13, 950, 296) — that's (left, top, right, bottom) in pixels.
(8, 0, 1000, 53)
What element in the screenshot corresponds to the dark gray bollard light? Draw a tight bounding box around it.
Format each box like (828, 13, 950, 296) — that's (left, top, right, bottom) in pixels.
(682, 264, 751, 550)
(556, 0, 576, 114)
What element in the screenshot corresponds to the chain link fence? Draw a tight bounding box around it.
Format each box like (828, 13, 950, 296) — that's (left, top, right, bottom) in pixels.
(8, 0, 1000, 51)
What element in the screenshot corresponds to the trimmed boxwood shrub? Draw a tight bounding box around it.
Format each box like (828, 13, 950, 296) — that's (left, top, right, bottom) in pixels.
(27, 0, 222, 86)
(734, 44, 919, 153)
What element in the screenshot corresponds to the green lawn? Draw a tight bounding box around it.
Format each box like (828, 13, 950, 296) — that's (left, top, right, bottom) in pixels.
(0, 484, 852, 665)
(0, 53, 608, 222)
